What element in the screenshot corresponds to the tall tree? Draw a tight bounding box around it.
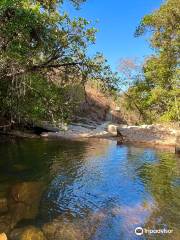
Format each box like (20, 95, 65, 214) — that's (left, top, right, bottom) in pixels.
(128, 0, 180, 123)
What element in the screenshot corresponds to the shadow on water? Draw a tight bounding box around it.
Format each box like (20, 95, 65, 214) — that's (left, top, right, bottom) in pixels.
(0, 138, 179, 240)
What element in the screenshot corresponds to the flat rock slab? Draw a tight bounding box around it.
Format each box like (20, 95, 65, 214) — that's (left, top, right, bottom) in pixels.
(118, 124, 177, 147)
(41, 122, 118, 139)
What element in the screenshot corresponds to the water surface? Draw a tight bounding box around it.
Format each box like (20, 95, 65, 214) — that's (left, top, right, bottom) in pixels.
(0, 138, 179, 239)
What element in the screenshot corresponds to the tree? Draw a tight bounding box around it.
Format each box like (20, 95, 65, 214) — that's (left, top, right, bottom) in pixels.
(117, 58, 149, 123)
(0, 0, 117, 127)
(119, 0, 180, 124)
(133, 0, 180, 123)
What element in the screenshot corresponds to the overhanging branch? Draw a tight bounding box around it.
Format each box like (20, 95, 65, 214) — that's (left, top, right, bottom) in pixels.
(31, 62, 83, 71)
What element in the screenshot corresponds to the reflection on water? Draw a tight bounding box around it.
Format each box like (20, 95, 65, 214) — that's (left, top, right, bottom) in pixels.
(0, 138, 179, 239)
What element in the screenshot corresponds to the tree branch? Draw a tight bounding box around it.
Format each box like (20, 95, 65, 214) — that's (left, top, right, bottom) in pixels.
(31, 61, 83, 71)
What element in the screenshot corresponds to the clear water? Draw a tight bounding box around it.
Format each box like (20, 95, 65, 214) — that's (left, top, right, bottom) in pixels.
(0, 138, 179, 239)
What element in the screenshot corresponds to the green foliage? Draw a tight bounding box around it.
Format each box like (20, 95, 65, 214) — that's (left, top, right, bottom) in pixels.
(124, 0, 180, 123)
(0, 0, 118, 126)
(87, 53, 120, 94)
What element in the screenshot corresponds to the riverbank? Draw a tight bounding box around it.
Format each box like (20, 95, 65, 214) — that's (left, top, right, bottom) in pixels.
(41, 122, 118, 139)
(118, 124, 179, 146)
(40, 122, 179, 147)
(1, 122, 179, 151)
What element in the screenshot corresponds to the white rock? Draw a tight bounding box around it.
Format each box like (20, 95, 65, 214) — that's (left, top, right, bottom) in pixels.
(0, 233, 7, 240)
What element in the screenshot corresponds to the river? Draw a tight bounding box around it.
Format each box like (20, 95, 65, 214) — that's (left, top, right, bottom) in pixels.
(0, 138, 179, 239)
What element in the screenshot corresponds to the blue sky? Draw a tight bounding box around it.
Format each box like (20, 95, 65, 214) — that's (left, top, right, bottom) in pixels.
(64, 0, 164, 71)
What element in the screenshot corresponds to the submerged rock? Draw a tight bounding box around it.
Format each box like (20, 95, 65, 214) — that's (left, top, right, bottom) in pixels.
(8, 182, 45, 226)
(42, 220, 84, 240)
(10, 226, 46, 240)
(10, 182, 44, 204)
(0, 198, 8, 214)
(0, 214, 12, 234)
(41, 212, 106, 240)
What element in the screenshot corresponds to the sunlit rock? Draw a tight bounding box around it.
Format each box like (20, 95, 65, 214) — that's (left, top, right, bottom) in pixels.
(0, 233, 7, 240)
(117, 124, 177, 147)
(107, 124, 118, 136)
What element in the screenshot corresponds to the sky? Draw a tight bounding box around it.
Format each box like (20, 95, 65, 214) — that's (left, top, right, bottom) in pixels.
(64, 0, 164, 71)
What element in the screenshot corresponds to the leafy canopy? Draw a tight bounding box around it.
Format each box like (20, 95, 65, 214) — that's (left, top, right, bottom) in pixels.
(0, 0, 118, 125)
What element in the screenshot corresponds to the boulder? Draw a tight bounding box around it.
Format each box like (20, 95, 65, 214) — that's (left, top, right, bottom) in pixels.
(107, 124, 118, 136)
